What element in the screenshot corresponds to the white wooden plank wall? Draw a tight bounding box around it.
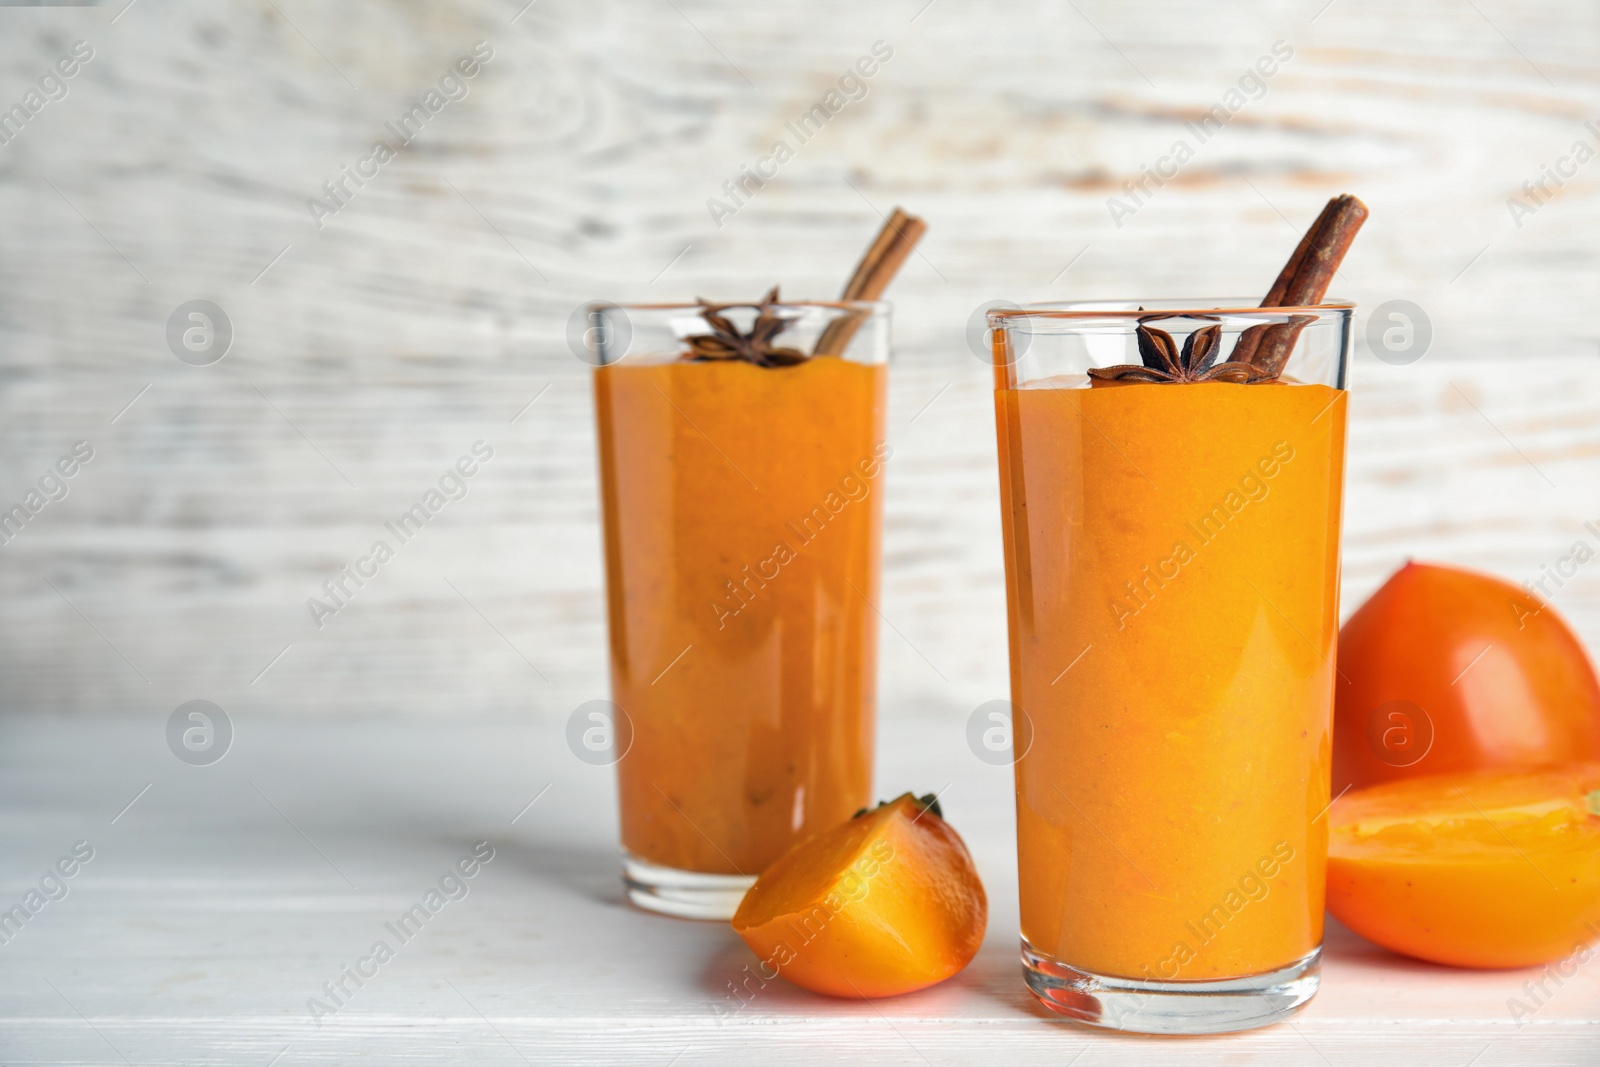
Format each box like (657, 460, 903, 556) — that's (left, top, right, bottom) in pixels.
(0, 0, 1597, 724)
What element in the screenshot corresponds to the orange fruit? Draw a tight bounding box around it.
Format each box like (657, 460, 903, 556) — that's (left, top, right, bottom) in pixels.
(1333, 561, 1600, 794)
(731, 793, 987, 998)
(1327, 764, 1600, 968)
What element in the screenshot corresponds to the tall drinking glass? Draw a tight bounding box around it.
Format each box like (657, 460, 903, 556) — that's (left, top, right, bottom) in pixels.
(588, 300, 890, 920)
(988, 300, 1352, 1033)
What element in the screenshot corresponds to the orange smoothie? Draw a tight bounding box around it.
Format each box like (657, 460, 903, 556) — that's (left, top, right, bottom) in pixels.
(997, 378, 1345, 981)
(594, 354, 888, 876)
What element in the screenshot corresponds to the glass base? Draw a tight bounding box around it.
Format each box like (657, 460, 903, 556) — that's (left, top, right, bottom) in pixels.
(622, 851, 756, 921)
(1022, 938, 1320, 1035)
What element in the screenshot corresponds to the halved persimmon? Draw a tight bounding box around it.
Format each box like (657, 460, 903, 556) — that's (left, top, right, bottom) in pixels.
(1327, 764, 1600, 968)
(730, 793, 987, 998)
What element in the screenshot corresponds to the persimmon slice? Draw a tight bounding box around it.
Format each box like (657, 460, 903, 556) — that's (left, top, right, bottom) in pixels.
(731, 793, 987, 998)
(1327, 765, 1600, 968)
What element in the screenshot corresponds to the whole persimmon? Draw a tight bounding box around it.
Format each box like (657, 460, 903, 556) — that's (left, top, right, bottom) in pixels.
(1327, 765, 1600, 968)
(730, 793, 987, 999)
(1333, 561, 1600, 794)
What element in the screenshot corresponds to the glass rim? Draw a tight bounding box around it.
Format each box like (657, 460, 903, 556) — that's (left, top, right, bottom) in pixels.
(589, 299, 891, 314)
(990, 298, 1354, 323)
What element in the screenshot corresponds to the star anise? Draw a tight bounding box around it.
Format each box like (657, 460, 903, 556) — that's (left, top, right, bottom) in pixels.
(1087, 321, 1273, 384)
(682, 286, 809, 368)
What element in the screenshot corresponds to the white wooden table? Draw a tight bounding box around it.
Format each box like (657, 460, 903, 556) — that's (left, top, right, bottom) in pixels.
(2, 708, 1596, 1066)
(5, 1, 1600, 1063)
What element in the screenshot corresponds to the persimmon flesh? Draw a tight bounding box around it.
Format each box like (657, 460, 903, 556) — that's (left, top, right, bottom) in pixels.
(1327, 765, 1600, 968)
(731, 793, 987, 998)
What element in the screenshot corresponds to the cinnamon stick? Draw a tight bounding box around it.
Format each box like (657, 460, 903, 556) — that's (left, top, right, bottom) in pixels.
(1234, 194, 1367, 375)
(813, 207, 927, 356)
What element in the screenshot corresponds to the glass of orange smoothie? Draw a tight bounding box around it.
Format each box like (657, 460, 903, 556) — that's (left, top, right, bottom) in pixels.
(988, 299, 1352, 1033)
(587, 298, 890, 919)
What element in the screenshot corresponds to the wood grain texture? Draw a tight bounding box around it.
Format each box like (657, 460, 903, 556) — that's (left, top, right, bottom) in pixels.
(1, 712, 1596, 1064)
(3, 4, 1600, 1059)
(1, 0, 1598, 719)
